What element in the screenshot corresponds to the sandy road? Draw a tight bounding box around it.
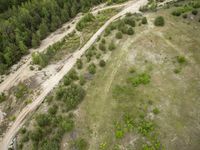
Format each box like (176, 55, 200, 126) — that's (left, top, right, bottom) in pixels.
(0, 0, 148, 149)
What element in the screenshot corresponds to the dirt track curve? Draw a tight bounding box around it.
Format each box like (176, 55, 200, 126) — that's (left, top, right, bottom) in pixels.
(0, 0, 148, 149)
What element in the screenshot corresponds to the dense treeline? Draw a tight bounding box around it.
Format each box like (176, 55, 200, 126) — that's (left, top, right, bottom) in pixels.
(0, 0, 106, 74)
(0, 0, 28, 13)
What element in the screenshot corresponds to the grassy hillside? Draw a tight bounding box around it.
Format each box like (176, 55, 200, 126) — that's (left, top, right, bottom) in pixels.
(16, 0, 200, 150)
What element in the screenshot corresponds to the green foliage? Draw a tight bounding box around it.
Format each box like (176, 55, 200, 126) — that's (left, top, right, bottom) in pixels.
(115, 31, 123, 39)
(99, 60, 106, 67)
(72, 138, 88, 150)
(153, 108, 160, 115)
(137, 120, 155, 136)
(88, 63, 96, 74)
(176, 56, 186, 64)
(68, 69, 79, 80)
(76, 59, 83, 69)
(128, 73, 151, 87)
(123, 17, 136, 27)
(127, 27, 134, 35)
(63, 75, 72, 86)
(48, 105, 58, 115)
(56, 84, 85, 111)
(36, 114, 51, 127)
(142, 17, 148, 24)
(14, 83, 28, 99)
(192, 9, 198, 15)
(76, 13, 95, 31)
(99, 43, 106, 51)
(0, 0, 105, 74)
(115, 130, 124, 139)
(79, 75, 86, 86)
(0, 92, 6, 103)
(108, 41, 116, 51)
(154, 16, 165, 26)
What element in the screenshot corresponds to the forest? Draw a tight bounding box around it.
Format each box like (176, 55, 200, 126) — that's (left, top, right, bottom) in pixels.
(0, 0, 107, 74)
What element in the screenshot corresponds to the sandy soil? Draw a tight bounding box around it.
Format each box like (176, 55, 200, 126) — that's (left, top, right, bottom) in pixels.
(0, 0, 148, 149)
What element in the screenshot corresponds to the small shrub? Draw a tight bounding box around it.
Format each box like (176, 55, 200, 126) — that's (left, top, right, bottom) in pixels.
(76, 59, 83, 69)
(68, 69, 79, 80)
(174, 68, 181, 74)
(108, 42, 116, 51)
(153, 108, 160, 115)
(154, 16, 165, 26)
(48, 105, 58, 115)
(182, 14, 188, 19)
(14, 83, 28, 99)
(88, 63, 96, 74)
(129, 67, 136, 73)
(96, 53, 101, 59)
(36, 114, 50, 127)
(101, 38, 106, 44)
(172, 10, 181, 16)
(29, 66, 34, 70)
(192, 9, 198, 15)
(124, 17, 136, 27)
(64, 75, 72, 86)
(0, 92, 6, 103)
(127, 27, 134, 35)
(128, 73, 151, 87)
(142, 17, 148, 24)
(115, 31, 123, 39)
(73, 138, 88, 150)
(99, 43, 106, 51)
(79, 75, 86, 85)
(99, 60, 106, 67)
(115, 130, 124, 139)
(177, 56, 186, 64)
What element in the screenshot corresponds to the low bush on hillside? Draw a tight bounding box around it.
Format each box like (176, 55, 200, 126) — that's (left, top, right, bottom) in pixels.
(154, 16, 165, 26)
(128, 73, 151, 87)
(88, 63, 96, 74)
(115, 31, 123, 39)
(0, 92, 6, 103)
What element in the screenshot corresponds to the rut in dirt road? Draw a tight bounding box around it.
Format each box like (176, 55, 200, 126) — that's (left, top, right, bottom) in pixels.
(0, 0, 148, 149)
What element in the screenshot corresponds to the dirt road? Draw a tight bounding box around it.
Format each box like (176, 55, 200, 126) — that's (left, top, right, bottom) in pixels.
(0, 0, 148, 149)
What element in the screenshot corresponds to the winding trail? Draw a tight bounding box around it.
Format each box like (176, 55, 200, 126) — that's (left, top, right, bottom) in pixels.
(0, 0, 148, 149)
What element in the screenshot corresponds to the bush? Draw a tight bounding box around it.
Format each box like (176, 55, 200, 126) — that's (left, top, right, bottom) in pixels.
(63, 84, 86, 111)
(142, 17, 148, 24)
(153, 108, 160, 115)
(108, 42, 116, 51)
(124, 17, 136, 27)
(79, 75, 86, 85)
(154, 16, 165, 26)
(0, 92, 6, 103)
(99, 43, 106, 51)
(177, 56, 186, 64)
(14, 83, 28, 99)
(36, 114, 51, 127)
(115, 31, 123, 39)
(48, 105, 58, 115)
(182, 14, 188, 19)
(172, 10, 181, 16)
(68, 69, 79, 80)
(101, 38, 106, 44)
(128, 73, 151, 87)
(99, 60, 106, 67)
(192, 9, 198, 15)
(76, 59, 83, 69)
(64, 75, 72, 86)
(88, 63, 96, 74)
(73, 138, 88, 150)
(30, 127, 43, 142)
(127, 27, 134, 35)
